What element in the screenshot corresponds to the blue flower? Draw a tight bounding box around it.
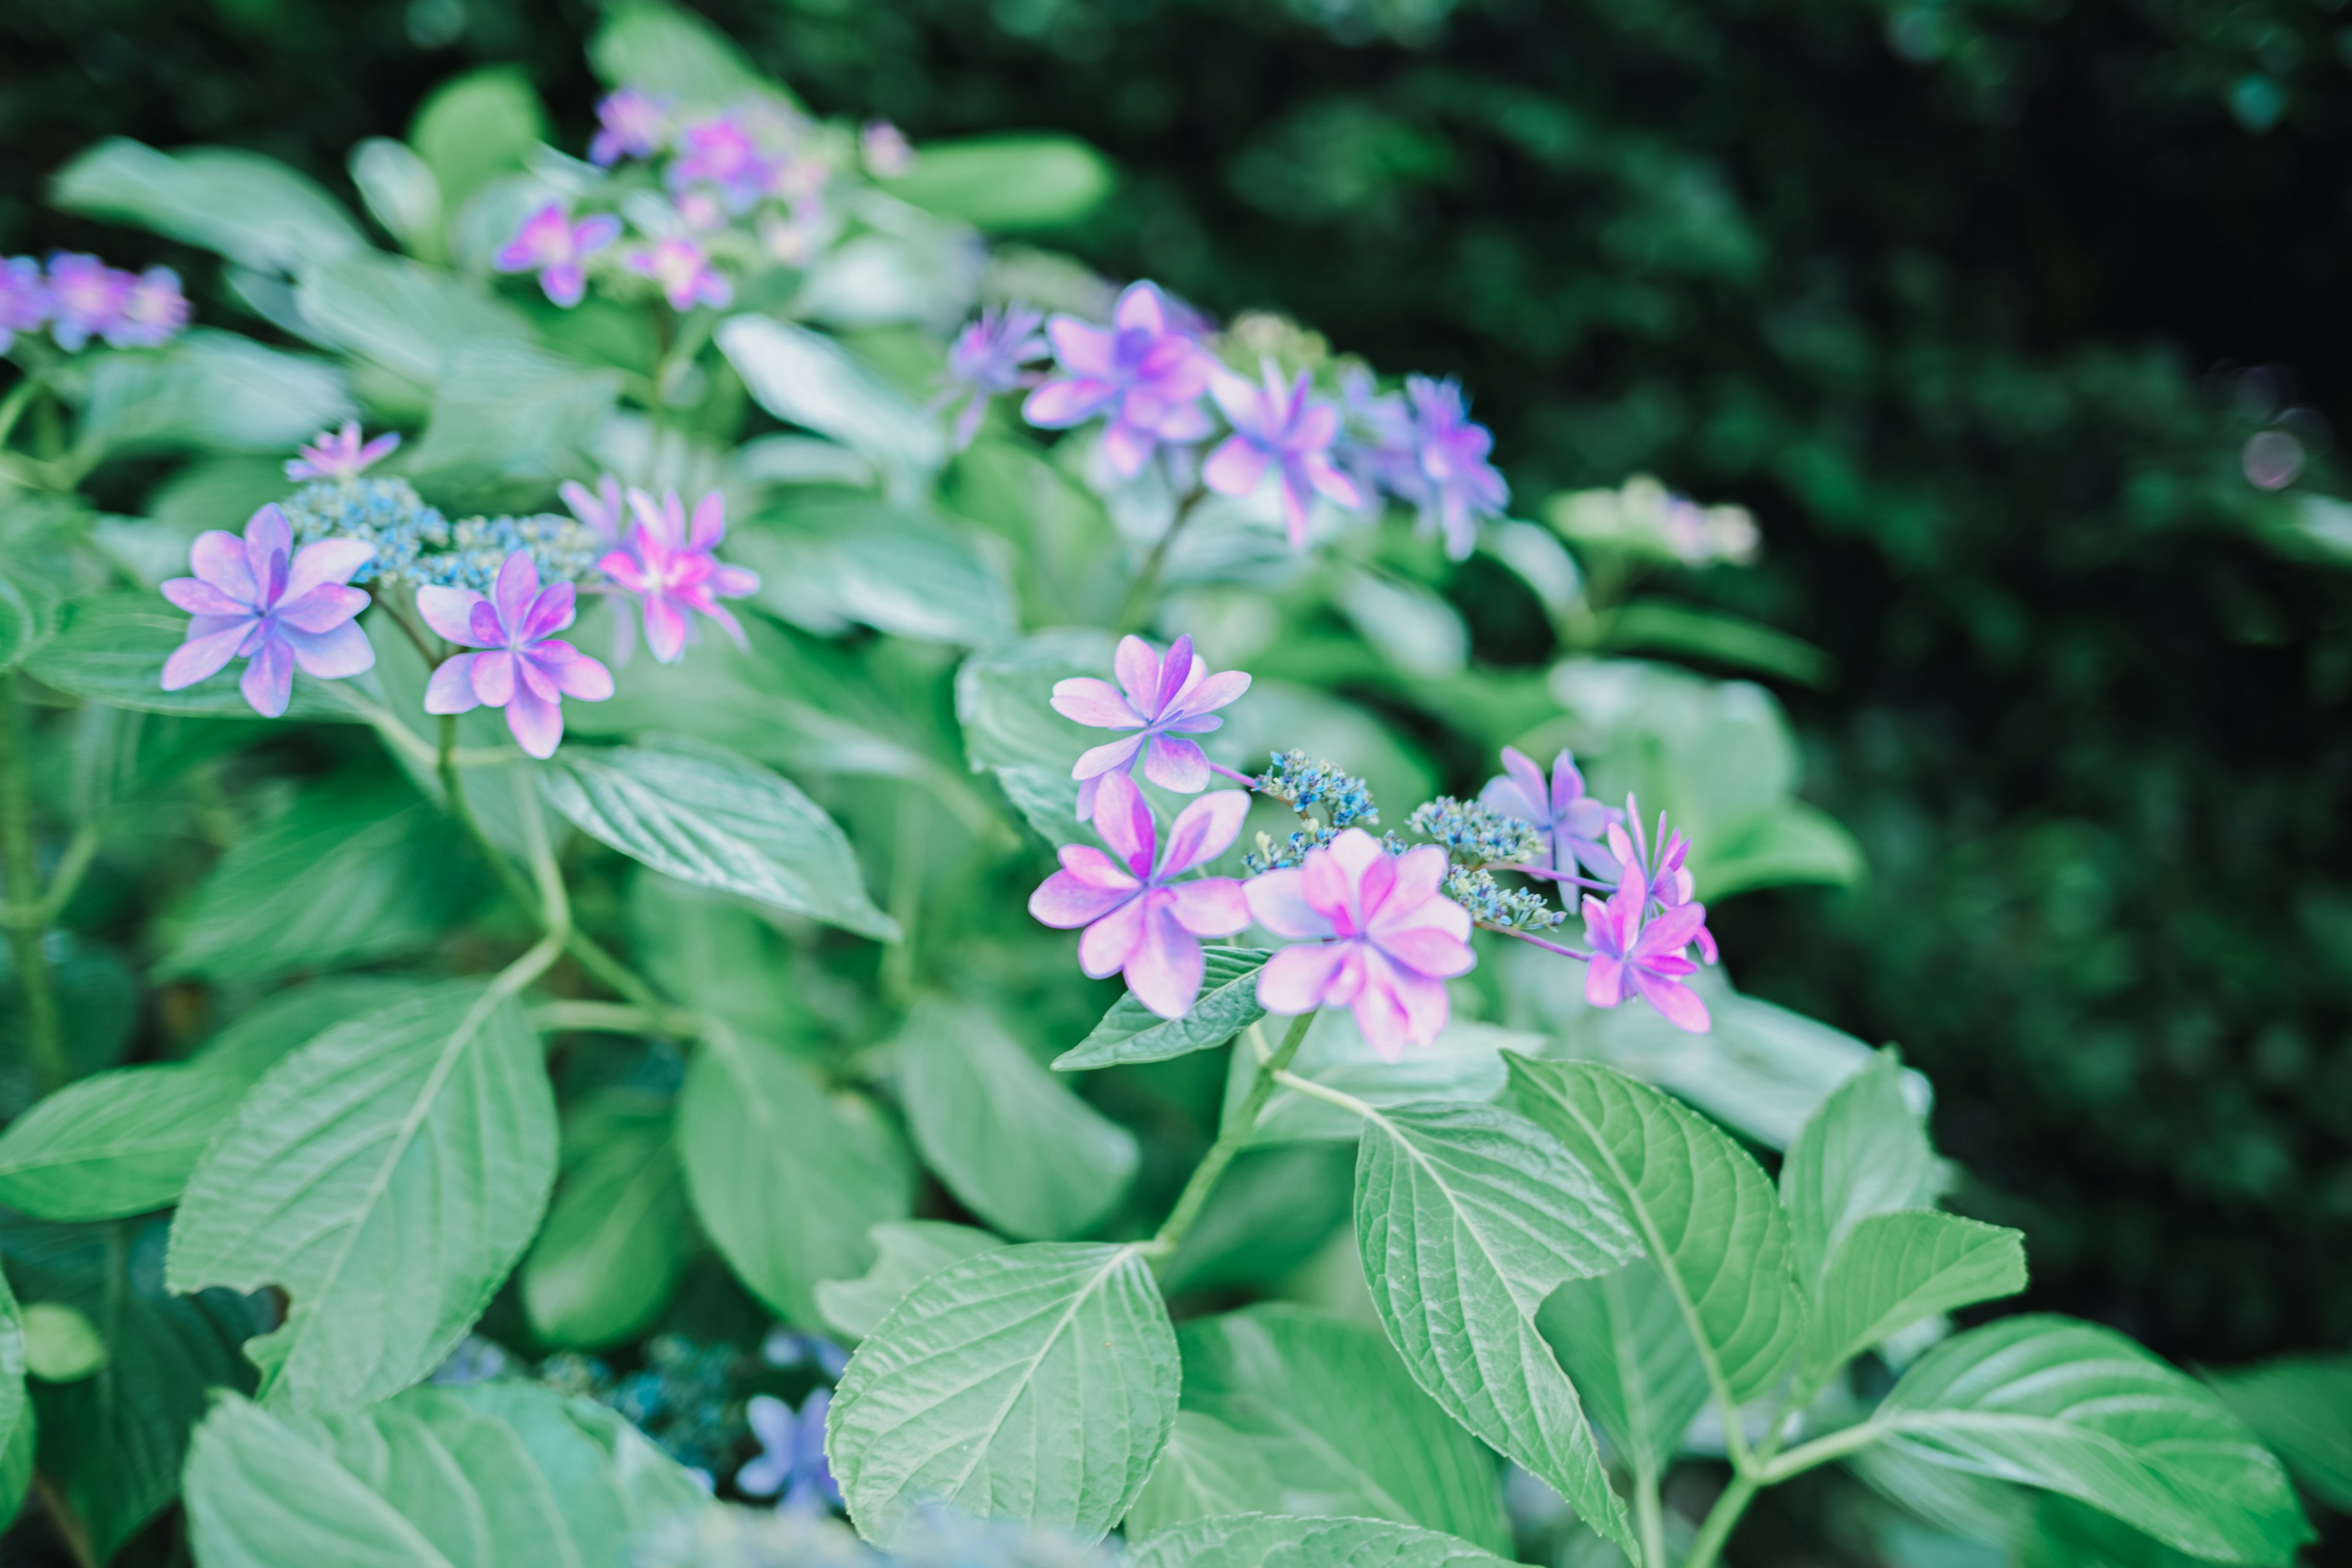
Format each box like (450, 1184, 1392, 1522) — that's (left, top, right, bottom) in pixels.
(736, 1391, 840, 1512)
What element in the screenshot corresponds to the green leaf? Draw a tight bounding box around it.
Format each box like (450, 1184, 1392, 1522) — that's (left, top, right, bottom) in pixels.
(408, 67, 548, 211)
(0, 1396, 30, 1537)
(878, 134, 1117, 231)
(1804, 1212, 2027, 1381)
(1124, 1412, 1283, 1538)
(77, 330, 355, 457)
(1251, 1018, 1528, 1145)
(400, 341, 622, 496)
(184, 1393, 446, 1568)
(1782, 1049, 1936, 1291)
(826, 1241, 1180, 1547)
(734, 496, 1017, 647)
(816, 1220, 1003, 1341)
(1056, 948, 1272, 1070)
(1, 1212, 270, 1562)
(294, 249, 534, 385)
(716, 316, 942, 488)
(1350, 1099, 1640, 1552)
(521, 1093, 692, 1350)
(160, 783, 480, 981)
(0, 1065, 247, 1220)
(0, 1265, 24, 1530)
(27, 591, 373, 720)
(0, 556, 67, 673)
(678, 1025, 911, 1327)
(450, 1379, 709, 1547)
(24, 1302, 105, 1381)
(1602, 600, 1836, 688)
(898, 997, 1139, 1241)
(166, 981, 557, 1412)
(589, 0, 776, 106)
(1126, 1513, 1515, 1568)
(542, 741, 899, 941)
(954, 627, 1114, 845)
(1175, 1303, 1513, 1553)
(1536, 1257, 1709, 1480)
(349, 138, 445, 260)
(193, 977, 437, 1085)
(48, 138, 364, 275)
(2207, 1354, 2352, 1512)
(1507, 1058, 1803, 1405)
(1876, 1315, 2313, 1564)
(627, 873, 812, 1044)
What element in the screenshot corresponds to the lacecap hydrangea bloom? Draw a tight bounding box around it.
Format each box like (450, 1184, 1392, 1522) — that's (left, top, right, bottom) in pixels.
(285, 421, 401, 483)
(1051, 633, 1250, 815)
(1401, 375, 1510, 559)
(420, 550, 614, 758)
(494, 204, 622, 309)
(1022, 281, 1215, 478)
(1479, 746, 1622, 880)
(590, 89, 670, 165)
(160, 503, 375, 717)
(599, 488, 761, 662)
(43, 253, 188, 352)
(1206, 360, 1363, 546)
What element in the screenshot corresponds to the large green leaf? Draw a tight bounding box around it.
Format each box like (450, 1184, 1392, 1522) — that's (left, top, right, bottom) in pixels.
(407, 67, 547, 211)
(192, 977, 436, 1085)
(1250, 1019, 1526, 1145)
(1537, 1257, 1709, 1480)
(1875, 1316, 2312, 1564)
(717, 317, 942, 488)
(541, 741, 899, 941)
(897, 997, 1139, 1241)
(2207, 1354, 2352, 1512)
(1126, 1513, 1514, 1568)
(0, 555, 65, 674)
(0, 1265, 24, 1532)
(294, 249, 533, 385)
(27, 591, 371, 721)
(1507, 1058, 1803, 1406)
(77, 331, 355, 457)
(677, 1025, 911, 1327)
(736, 496, 1017, 647)
(1351, 1100, 1639, 1552)
(521, 1093, 692, 1350)
(166, 981, 557, 1412)
(815, 1220, 1003, 1341)
(400, 342, 622, 494)
(878, 134, 1117, 231)
(1055, 949, 1272, 1070)
(953, 628, 1114, 845)
(1124, 1412, 1284, 1538)
(589, 0, 776, 105)
(0, 1065, 247, 1220)
(627, 873, 812, 1044)
(1803, 1210, 2026, 1381)
(1781, 1049, 1936, 1291)
(1172, 1304, 1512, 1552)
(49, 139, 365, 274)
(826, 1241, 1180, 1547)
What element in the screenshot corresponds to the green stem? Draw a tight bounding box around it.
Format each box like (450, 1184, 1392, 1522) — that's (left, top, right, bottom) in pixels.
(1755, 1421, 1882, 1485)
(1635, 1463, 1668, 1568)
(1679, 1469, 1757, 1568)
(0, 374, 44, 450)
(0, 673, 66, 1093)
(530, 998, 699, 1037)
(1151, 1011, 1316, 1259)
(880, 788, 925, 1006)
(1113, 492, 1203, 635)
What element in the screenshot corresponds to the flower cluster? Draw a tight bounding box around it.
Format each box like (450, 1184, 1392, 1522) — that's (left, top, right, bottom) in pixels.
(1550, 473, 1760, 568)
(0, 252, 189, 355)
(541, 1334, 745, 1476)
(1407, 796, 1546, 869)
(1240, 750, 1382, 875)
(1441, 865, 1568, 932)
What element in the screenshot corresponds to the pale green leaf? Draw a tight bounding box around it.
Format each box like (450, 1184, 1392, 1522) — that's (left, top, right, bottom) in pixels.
(522, 1095, 692, 1350)
(193, 977, 437, 1086)
(1804, 1212, 2026, 1381)
(0, 1396, 30, 1537)
(1507, 1058, 1803, 1405)
(816, 1221, 1002, 1342)
(542, 741, 898, 941)
(184, 1393, 449, 1568)
(898, 997, 1138, 1241)
(27, 591, 373, 720)
(1126, 1512, 1514, 1568)
(166, 982, 557, 1412)
(878, 134, 1116, 232)
(1124, 1412, 1282, 1538)
(679, 1025, 911, 1327)
(349, 138, 445, 259)
(1351, 1100, 1640, 1552)
(734, 496, 1016, 647)
(1055, 948, 1271, 1070)
(589, 0, 776, 105)
(49, 139, 364, 274)
(826, 1241, 1180, 1547)
(0, 1264, 24, 1528)
(717, 316, 941, 486)
(1782, 1049, 1935, 1291)
(0, 1065, 247, 1220)
(77, 330, 355, 457)
(626, 874, 811, 1044)
(953, 628, 1113, 845)
(400, 342, 622, 494)
(452, 1379, 709, 1547)
(1537, 1257, 1709, 1480)
(24, 1302, 105, 1381)
(409, 67, 548, 211)
(1250, 1017, 1528, 1144)
(295, 249, 534, 385)
(2207, 1353, 2352, 1512)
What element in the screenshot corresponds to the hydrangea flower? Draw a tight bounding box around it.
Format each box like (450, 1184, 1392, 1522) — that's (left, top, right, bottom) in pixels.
(628, 238, 734, 312)
(861, 120, 916, 176)
(1245, 829, 1475, 1058)
(494, 204, 622, 308)
(600, 488, 761, 662)
(419, 550, 614, 758)
(1022, 281, 1216, 478)
(590, 89, 671, 165)
(1052, 633, 1251, 815)
(1334, 365, 1420, 502)
(940, 304, 1047, 451)
(285, 421, 401, 483)
(736, 1392, 839, 1512)
(111, 266, 189, 348)
(160, 503, 376, 718)
(668, 115, 775, 212)
(1581, 863, 1711, 1032)
(1404, 375, 1509, 559)
(1205, 361, 1364, 547)
(45, 254, 130, 352)
(1479, 747, 1622, 880)
(0, 258, 50, 354)
(559, 473, 627, 545)
(1028, 774, 1251, 1019)
(1608, 805, 1717, 963)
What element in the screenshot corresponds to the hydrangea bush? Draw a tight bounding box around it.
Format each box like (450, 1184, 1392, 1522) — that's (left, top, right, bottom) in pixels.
(0, 7, 2328, 1568)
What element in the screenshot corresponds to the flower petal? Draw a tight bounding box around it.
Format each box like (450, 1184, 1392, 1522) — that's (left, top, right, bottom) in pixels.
(472, 649, 517, 707)
(1112, 636, 1161, 714)
(505, 685, 565, 758)
(1257, 940, 1347, 1014)
(493, 551, 541, 632)
(1243, 868, 1332, 940)
(1021, 377, 1112, 428)
(1142, 735, 1210, 793)
(160, 620, 251, 690)
(1077, 895, 1145, 979)
(1163, 876, 1248, 938)
(1030, 851, 1140, 928)
(238, 635, 295, 718)
(188, 530, 257, 605)
(1586, 953, 1627, 1008)
(282, 619, 375, 680)
(1158, 789, 1250, 876)
(160, 578, 249, 617)
(284, 538, 376, 600)
(424, 654, 482, 714)
(1049, 677, 1140, 729)
(1123, 898, 1207, 1019)
(273, 582, 369, 635)
(1089, 771, 1157, 876)
(1071, 733, 1145, 782)
(1632, 968, 1711, 1033)
(1201, 435, 1272, 500)
(547, 648, 614, 701)
(643, 594, 690, 663)
(1169, 668, 1250, 719)
(417, 586, 490, 646)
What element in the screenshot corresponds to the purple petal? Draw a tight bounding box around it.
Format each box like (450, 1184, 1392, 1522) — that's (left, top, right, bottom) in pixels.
(284, 538, 375, 601)
(1021, 377, 1112, 428)
(546, 647, 614, 701)
(1632, 968, 1710, 1033)
(1089, 772, 1157, 875)
(424, 654, 482, 714)
(1257, 940, 1348, 1014)
(243, 503, 293, 565)
(1586, 953, 1627, 1008)
(1207, 370, 1263, 434)
(642, 594, 690, 663)
(1167, 668, 1250, 720)
(1243, 868, 1333, 941)
(1375, 924, 1476, 980)
(1123, 899, 1206, 1020)
(542, 264, 587, 308)
(1101, 417, 1156, 478)
(1632, 902, 1708, 960)
(1153, 635, 1198, 714)
(1202, 435, 1272, 500)
(1048, 317, 1117, 377)
(273, 582, 369, 635)
(238, 635, 295, 718)
(161, 578, 249, 617)
(492, 551, 541, 632)
(1157, 789, 1250, 877)
(1163, 877, 1249, 938)
(282, 619, 375, 680)
(160, 620, 251, 691)
(1071, 733, 1144, 782)
(1112, 281, 1168, 335)
(1050, 677, 1141, 730)
(1112, 636, 1161, 714)
(1143, 736, 1210, 793)
(522, 581, 578, 641)
(1030, 849, 1141, 928)
(189, 530, 257, 605)
(1498, 748, 1551, 826)
(505, 685, 565, 758)
(472, 649, 517, 707)
(1549, 751, 1588, 820)
(417, 586, 490, 646)
(1077, 897, 1145, 979)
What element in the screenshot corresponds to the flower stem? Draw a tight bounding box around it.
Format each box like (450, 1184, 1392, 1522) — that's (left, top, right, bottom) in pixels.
(1679, 1469, 1757, 1568)
(1150, 1010, 1316, 1262)
(1114, 492, 1202, 635)
(1479, 922, 1594, 962)
(1635, 1462, 1668, 1568)
(0, 672, 66, 1094)
(1205, 761, 1259, 786)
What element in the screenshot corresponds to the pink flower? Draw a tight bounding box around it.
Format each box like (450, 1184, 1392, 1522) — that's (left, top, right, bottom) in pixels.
(1479, 747, 1622, 880)
(1052, 633, 1251, 816)
(590, 89, 670, 166)
(1022, 281, 1217, 478)
(598, 488, 761, 663)
(494, 203, 622, 309)
(668, 116, 775, 212)
(285, 421, 401, 483)
(1245, 830, 1474, 1058)
(111, 266, 189, 349)
(159, 503, 375, 718)
(45, 254, 131, 352)
(1581, 862, 1711, 1033)
(1608, 803, 1716, 964)
(1029, 773, 1251, 1019)
(559, 473, 627, 546)
(627, 238, 733, 312)
(1204, 361, 1364, 548)
(418, 551, 614, 759)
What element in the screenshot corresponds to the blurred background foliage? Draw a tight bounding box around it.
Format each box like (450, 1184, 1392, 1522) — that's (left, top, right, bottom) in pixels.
(5, 0, 2351, 1383)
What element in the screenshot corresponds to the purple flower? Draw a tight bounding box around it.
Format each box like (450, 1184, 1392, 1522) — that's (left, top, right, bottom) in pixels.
(494, 204, 622, 309)
(1029, 773, 1251, 1019)
(285, 421, 401, 483)
(1245, 830, 1474, 1059)
(598, 488, 760, 663)
(0, 258, 51, 354)
(736, 1392, 839, 1512)
(1608, 804, 1717, 964)
(1582, 862, 1711, 1033)
(668, 115, 775, 213)
(1051, 633, 1251, 816)
(1478, 747, 1622, 880)
(627, 239, 733, 312)
(1022, 281, 1216, 478)
(1205, 361, 1365, 548)
(45, 254, 130, 352)
(940, 304, 1048, 451)
(109, 266, 189, 349)
(159, 503, 375, 718)
(590, 89, 671, 166)
(419, 551, 614, 759)
(1335, 366, 1419, 501)
(861, 120, 916, 176)
(560, 473, 627, 546)
(1404, 375, 1509, 560)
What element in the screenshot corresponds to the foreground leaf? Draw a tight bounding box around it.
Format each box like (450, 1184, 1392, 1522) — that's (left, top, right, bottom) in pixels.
(167, 982, 557, 1412)
(1055, 948, 1272, 1070)
(826, 1241, 1179, 1546)
(0, 1266, 23, 1531)
(1803, 1210, 2026, 1379)
(1781, 1049, 1935, 1291)
(1537, 1257, 1709, 1481)
(521, 1093, 692, 1350)
(2207, 1353, 2352, 1512)
(49, 139, 364, 274)
(953, 628, 1113, 846)
(1124, 1412, 1283, 1538)
(816, 1220, 1003, 1341)
(1351, 1100, 1640, 1552)
(716, 315, 941, 486)
(78, 331, 355, 458)
(1126, 1512, 1513, 1568)
(0, 1065, 247, 1219)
